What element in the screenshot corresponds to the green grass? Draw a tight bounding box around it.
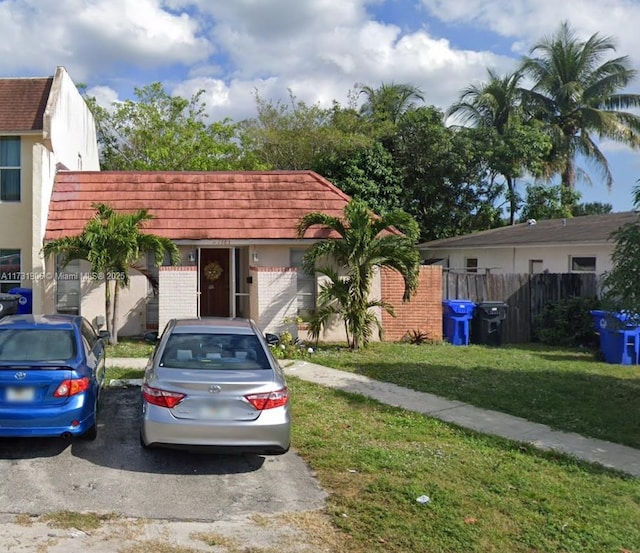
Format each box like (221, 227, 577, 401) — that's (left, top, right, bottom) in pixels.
(41, 510, 119, 531)
(106, 338, 154, 358)
(290, 377, 640, 553)
(311, 342, 640, 449)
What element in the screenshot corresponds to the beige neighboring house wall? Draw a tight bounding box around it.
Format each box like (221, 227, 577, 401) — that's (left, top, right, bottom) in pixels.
(438, 244, 614, 275)
(0, 67, 99, 315)
(420, 212, 638, 278)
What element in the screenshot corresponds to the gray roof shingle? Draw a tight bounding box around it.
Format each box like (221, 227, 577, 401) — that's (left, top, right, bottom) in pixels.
(419, 211, 639, 249)
(0, 76, 53, 132)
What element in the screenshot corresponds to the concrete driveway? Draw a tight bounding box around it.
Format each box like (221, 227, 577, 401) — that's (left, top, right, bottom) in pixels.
(0, 386, 326, 521)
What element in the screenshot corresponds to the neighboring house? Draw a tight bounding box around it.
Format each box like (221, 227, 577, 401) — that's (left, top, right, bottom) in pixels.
(43, 170, 359, 338)
(419, 212, 639, 276)
(0, 67, 99, 313)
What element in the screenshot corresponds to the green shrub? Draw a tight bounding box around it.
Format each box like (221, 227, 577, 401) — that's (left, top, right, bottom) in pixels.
(534, 296, 601, 348)
(269, 330, 313, 360)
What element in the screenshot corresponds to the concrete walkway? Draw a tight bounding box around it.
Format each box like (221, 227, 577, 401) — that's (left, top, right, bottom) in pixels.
(107, 357, 640, 477)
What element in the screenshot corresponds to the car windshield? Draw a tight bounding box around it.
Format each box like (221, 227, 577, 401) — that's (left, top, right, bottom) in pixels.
(0, 329, 77, 362)
(159, 332, 270, 370)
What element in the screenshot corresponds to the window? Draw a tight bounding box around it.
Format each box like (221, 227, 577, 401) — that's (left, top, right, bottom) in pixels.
(290, 249, 316, 315)
(0, 137, 20, 202)
(465, 258, 478, 274)
(529, 260, 544, 274)
(159, 333, 269, 370)
(56, 257, 80, 315)
(0, 249, 20, 293)
(570, 256, 596, 273)
(81, 319, 98, 349)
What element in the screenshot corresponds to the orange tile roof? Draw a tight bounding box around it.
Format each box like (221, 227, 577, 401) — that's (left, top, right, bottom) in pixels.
(45, 171, 354, 240)
(0, 77, 53, 132)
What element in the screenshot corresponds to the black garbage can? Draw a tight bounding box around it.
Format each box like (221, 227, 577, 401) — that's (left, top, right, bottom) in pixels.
(0, 293, 19, 319)
(471, 301, 508, 346)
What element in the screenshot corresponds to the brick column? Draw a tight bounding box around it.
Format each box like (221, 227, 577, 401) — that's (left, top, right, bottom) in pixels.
(380, 266, 443, 341)
(252, 266, 297, 334)
(158, 266, 198, 334)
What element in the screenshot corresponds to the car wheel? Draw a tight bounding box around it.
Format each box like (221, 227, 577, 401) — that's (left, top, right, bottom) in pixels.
(80, 423, 98, 441)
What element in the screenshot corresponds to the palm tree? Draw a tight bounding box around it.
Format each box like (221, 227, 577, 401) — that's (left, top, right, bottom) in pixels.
(520, 22, 640, 203)
(448, 69, 523, 133)
(43, 203, 179, 344)
(296, 199, 421, 349)
(448, 69, 526, 224)
(357, 82, 424, 125)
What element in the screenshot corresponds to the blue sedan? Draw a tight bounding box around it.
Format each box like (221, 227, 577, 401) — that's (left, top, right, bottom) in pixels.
(0, 314, 107, 440)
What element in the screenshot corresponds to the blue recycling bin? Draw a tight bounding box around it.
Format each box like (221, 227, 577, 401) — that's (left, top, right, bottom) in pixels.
(8, 287, 32, 314)
(442, 300, 475, 345)
(590, 310, 640, 365)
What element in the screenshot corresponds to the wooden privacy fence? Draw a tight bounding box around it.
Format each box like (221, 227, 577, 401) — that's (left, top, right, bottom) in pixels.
(443, 273, 598, 343)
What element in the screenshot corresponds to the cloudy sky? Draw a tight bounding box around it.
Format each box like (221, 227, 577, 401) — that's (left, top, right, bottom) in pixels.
(1, 0, 639, 212)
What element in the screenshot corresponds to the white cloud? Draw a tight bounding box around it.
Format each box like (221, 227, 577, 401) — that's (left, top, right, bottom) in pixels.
(86, 86, 120, 110)
(0, 0, 210, 80)
(420, 0, 640, 65)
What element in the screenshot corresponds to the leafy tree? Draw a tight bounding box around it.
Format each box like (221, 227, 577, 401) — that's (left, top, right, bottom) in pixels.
(572, 202, 613, 216)
(602, 184, 640, 316)
(43, 203, 179, 344)
(313, 141, 403, 215)
(520, 22, 640, 204)
(519, 184, 578, 222)
(391, 106, 504, 241)
(448, 70, 552, 224)
(240, 91, 368, 170)
(357, 82, 424, 126)
(86, 83, 254, 171)
(296, 199, 421, 349)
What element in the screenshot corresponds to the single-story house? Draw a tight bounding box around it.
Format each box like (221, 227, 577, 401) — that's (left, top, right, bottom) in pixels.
(42, 170, 443, 341)
(418, 211, 638, 276)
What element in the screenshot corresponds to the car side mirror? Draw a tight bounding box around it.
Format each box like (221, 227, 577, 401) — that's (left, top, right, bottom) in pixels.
(265, 333, 279, 346)
(98, 330, 110, 341)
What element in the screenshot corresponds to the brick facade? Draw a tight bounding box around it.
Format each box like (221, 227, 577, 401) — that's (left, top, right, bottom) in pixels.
(158, 266, 198, 333)
(380, 265, 443, 342)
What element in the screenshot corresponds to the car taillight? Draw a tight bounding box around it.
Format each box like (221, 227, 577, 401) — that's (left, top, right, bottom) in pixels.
(245, 387, 289, 410)
(142, 384, 185, 408)
(54, 377, 90, 398)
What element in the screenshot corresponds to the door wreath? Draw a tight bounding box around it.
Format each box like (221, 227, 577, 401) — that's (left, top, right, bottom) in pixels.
(204, 261, 223, 282)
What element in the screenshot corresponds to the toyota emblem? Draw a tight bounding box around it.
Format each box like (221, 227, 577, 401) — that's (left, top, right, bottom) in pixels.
(14, 371, 27, 380)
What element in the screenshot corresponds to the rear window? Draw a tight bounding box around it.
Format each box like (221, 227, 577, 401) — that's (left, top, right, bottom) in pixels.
(159, 332, 270, 370)
(0, 329, 77, 362)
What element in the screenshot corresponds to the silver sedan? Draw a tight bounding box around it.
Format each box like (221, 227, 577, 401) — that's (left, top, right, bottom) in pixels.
(140, 318, 290, 454)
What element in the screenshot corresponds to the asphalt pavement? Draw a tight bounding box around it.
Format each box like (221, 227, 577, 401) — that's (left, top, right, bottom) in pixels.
(107, 356, 640, 477)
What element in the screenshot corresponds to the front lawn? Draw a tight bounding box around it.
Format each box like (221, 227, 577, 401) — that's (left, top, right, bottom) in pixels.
(311, 342, 640, 449)
(291, 377, 640, 553)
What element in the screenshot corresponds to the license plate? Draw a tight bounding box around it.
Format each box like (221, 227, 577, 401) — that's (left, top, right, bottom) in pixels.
(199, 405, 230, 419)
(6, 387, 35, 402)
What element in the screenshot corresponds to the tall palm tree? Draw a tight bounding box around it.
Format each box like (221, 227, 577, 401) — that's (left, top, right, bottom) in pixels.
(520, 22, 640, 203)
(448, 69, 525, 224)
(448, 69, 523, 133)
(357, 82, 425, 125)
(296, 199, 421, 349)
(43, 203, 179, 344)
